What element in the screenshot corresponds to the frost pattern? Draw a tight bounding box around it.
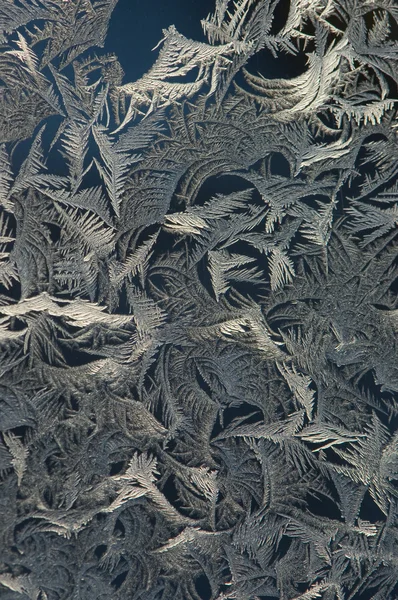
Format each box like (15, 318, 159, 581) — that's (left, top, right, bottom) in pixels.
(0, 1, 397, 599)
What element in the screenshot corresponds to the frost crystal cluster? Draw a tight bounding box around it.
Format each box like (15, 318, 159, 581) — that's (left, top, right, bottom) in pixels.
(0, 1, 397, 599)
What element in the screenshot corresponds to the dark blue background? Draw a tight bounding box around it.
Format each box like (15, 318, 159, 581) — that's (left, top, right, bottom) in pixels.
(105, 0, 215, 84)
